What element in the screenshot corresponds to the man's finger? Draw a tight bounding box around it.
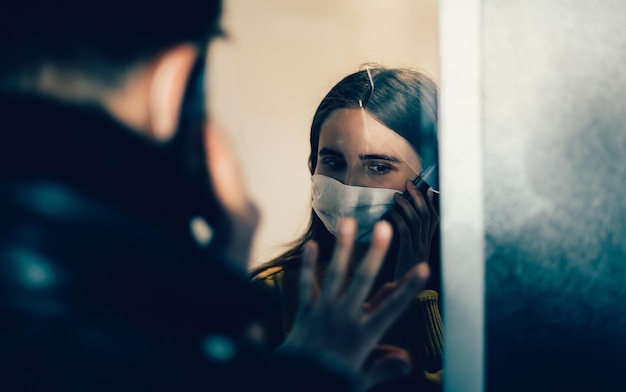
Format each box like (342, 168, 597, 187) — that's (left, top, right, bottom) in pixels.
(361, 345, 412, 391)
(343, 221, 393, 311)
(319, 217, 356, 304)
(365, 282, 400, 313)
(298, 241, 319, 315)
(364, 263, 429, 336)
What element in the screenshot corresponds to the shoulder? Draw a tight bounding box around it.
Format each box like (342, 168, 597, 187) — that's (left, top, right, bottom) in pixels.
(250, 262, 303, 295)
(251, 265, 286, 283)
(251, 254, 305, 282)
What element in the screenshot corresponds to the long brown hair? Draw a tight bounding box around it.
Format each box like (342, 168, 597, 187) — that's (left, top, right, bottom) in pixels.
(250, 66, 439, 283)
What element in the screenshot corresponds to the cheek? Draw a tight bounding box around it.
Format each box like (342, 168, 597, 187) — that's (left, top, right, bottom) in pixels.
(315, 170, 345, 185)
(383, 170, 417, 192)
(380, 177, 408, 192)
(313, 163, 334, 177)
(205, 124, 257, 220)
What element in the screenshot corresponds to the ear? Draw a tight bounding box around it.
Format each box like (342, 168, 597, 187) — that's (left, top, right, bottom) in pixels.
(309, 154, 317, 174)
(205, 122, 260, 270)
(148, 44, 200, 141)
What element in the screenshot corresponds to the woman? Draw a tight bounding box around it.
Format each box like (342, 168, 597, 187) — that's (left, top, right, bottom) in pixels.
(251, 66, 442, 391)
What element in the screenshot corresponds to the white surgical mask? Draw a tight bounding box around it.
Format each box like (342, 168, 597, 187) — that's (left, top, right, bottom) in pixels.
(311, 174, 400, 242)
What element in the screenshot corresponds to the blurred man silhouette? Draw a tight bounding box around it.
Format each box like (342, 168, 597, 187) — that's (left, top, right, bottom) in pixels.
(0, 1, 428, 390)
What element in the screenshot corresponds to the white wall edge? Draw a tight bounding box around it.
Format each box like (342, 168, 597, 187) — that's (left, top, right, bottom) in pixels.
(439, 0, 485, 391)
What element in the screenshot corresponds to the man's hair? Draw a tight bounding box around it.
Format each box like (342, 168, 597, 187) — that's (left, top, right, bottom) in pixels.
(0, 0, 223, 85)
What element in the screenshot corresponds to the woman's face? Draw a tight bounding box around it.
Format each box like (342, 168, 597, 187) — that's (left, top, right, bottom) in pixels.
(314, 108, 421, 191)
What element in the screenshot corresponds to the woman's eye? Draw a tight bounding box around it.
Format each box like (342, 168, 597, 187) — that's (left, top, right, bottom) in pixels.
(367, 163, 392, 175)
(322, 159, 346, 170)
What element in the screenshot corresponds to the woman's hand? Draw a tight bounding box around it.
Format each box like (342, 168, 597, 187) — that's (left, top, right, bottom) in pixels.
(387, 181, 439, 281)
(278, 218, 429, 389)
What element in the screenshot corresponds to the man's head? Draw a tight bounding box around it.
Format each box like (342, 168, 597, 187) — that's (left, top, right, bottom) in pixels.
(1, 0, 260, 269)
(2, 1, 225, 140)
(1, 1, 223, 89)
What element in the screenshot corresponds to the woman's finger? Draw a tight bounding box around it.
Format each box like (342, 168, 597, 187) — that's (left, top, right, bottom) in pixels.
(343, 221, 393, 312)
(426, 188, 440, 238)
(319, 217, 356, 304)
(406, 181, 429, 214)
(393, 193, 423, 239)
(404, 181, 431, 242)
(388, 208, 418, 280)
(388, 208, 416, 247)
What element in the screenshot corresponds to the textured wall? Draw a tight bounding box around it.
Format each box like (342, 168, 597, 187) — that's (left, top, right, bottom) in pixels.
(482, 1, 626, 390)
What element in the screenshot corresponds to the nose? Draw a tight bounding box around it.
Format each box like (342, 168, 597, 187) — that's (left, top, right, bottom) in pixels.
(343, 170, 368, 187)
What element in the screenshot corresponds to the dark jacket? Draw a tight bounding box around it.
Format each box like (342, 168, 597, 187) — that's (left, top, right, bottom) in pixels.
(0, 93, 355, 391)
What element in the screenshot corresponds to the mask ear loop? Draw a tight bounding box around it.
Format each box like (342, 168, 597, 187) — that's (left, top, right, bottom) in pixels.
(359, 67, 375, 109)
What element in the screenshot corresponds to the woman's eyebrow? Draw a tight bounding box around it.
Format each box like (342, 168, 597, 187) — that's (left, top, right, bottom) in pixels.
(318, 147, 343, 156)
(359, 153, 401, 162)
(319, 148, 401, 163)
